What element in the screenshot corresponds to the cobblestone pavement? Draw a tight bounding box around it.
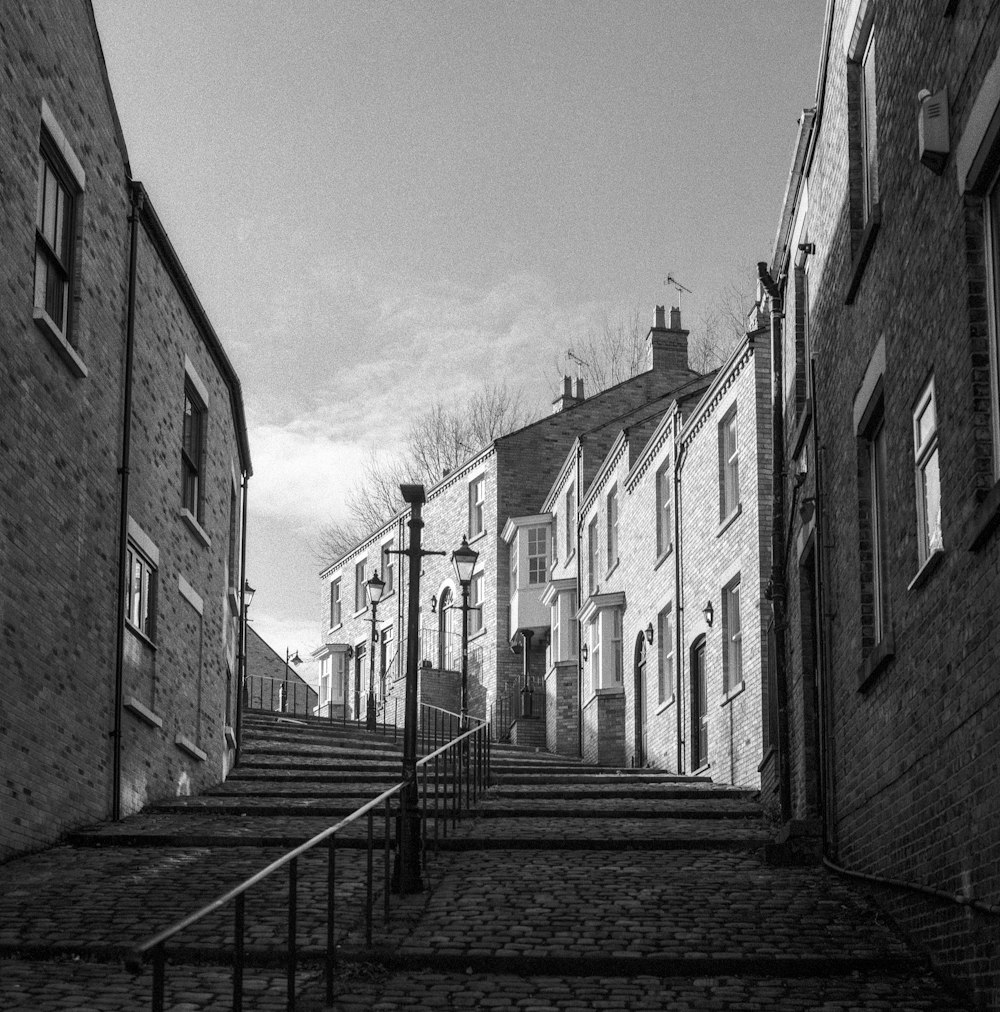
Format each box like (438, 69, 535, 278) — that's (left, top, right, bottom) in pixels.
(0, 717, 977, 1011)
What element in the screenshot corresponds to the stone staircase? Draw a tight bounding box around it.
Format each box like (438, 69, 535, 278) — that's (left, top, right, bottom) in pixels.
(0, 714, 974, 1010)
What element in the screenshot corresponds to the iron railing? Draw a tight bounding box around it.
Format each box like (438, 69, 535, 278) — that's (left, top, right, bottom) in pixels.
(130, 712, 490, 1011)
(245, 673, 316, 717)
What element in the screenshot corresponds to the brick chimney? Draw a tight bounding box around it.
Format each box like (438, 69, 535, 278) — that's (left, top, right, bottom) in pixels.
(551, 375, 585, 413)
(646, 304, 689, 375)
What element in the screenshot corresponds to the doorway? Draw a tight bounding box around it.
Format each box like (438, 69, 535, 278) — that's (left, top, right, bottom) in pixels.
(354, 644, 365, 720)
(633, 633, 648, 767)
(691, 636, 708, 769)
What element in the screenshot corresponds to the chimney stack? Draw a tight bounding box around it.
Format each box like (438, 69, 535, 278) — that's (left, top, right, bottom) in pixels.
(551, 375, 585, 413)
(646, 304, 690, 377)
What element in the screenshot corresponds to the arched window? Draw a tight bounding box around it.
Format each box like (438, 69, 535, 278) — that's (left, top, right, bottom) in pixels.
(438, 586, 454, 669)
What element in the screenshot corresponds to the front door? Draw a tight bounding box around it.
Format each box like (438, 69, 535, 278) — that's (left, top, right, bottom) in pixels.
(634, 634, 647, 767)
(691, 638, 708, 769)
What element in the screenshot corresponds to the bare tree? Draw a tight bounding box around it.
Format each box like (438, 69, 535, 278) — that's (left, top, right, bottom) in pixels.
(315, 381, 532, 568)
(557, 308, 646, 395)
(689, 279, 759, 373)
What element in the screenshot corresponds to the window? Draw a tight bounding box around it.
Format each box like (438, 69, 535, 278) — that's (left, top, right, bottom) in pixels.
(182, 385, 207, 523)
(859, 28, 878, 225)
(656, 462, 672, 557)
(125, 542, 156, 640)
(657, 606, 673, 705)
(34, 133, 77, 342)
(793, 259, 812, 417)
(330, 578, 342, 628)
(382, 539, 394, 596)
(719, 406, 739, 520)
(565, 486, 575, 558)
(589, 618, 601, 694)
(722, 576, 743, 693)
(469, 475, 485, 538)
(228, 484, 238, 588)
(509, 538, 518, 595)
(469, 570, 484, 635)
(606, 485, 619, 571)
(588, 516, 599, 595)
(354, 559, 365, 612)
(527, 525, 548, 584)
(379, 625, 393, 697)
(610, 608, 623, 683)
(913, 379, 942, 565)
(860, 395, 890, 647)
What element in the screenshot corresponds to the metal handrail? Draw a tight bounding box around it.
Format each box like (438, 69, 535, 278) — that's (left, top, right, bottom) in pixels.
(131, 717, 491, 1011)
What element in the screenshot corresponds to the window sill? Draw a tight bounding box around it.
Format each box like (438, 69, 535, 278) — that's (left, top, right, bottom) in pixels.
(965, 478, 1000, 551)
(907, 547, 944, 592)
(228, 586, 240, 614)
(34, 307, 88, 378)
(845, 202, 882, 305)
(605, 560, 620, 580)
(125, 621, 157, 651)
(179, 509, 211, 547)
(175, 734, 207, 762)
(352, 607, 367, 619)
(857, 633, 895, 691)
(225, 725, 237, 750)
(655, 695, 675, 715)
(692, 762, 711, 776)
(468, 529, 488, 546)
(125, 696, 163, 729)
(469, 627, 488, 643)
(721, 680, 746, 705)
(716, 503, 743, 538)
(654, 546, 674, 572)
(327, 622, 343, 636)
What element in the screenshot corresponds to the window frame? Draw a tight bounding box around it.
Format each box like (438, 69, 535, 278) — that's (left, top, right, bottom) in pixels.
(912, 378, 942, 566)
(181, 383, 207, 524)
(587, 516, 599, 595)
(354, 559, 366, 613)
(657, 606, 673, 705)
(125, 540, 157, 642)
(655, 462, 672, 558)
(527, 524, 548, 585)
(468, 475, 485, 538)
(719, 405, 740, 521)
(330, 577, 342, 629)
(606, 484, 619, 572)
(859, 26, 878, 226)
(382, 539, 394, 596)
(469, 570, 484, 636)
(565, 486, 575, 559)
(721, 575, 743, 694)
(985, 171, 1000, 477)
(34, 132, 78, 345)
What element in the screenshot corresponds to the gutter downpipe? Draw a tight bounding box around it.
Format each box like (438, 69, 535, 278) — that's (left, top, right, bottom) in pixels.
(673, 416, 686, 774)
(759, 260, 792, 824)
(112, 181, 144, 822)
(234, 471, 250, 764)
(575, 438, 584, 758)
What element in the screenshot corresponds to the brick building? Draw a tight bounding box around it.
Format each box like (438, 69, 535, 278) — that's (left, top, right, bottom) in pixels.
(1, 1, 251, 860)
(245, 626, 318, 716)
(765, 0, 1000, 1004)
(315, 309, 703, 732)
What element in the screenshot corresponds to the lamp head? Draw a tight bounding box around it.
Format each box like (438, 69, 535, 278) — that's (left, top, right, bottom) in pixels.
(451, 535, 479, 586)
(366, 571, 386, 606)
(703, 600, 714, 627)
(243, 579, 256, 607)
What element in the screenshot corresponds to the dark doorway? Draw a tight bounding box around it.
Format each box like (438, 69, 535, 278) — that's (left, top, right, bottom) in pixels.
(633, 633, 648, 767)
(691, 637, 708, 769)
(354, 644, 365, 720)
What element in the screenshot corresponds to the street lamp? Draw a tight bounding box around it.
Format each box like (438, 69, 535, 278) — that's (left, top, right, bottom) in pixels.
(283, 646, 301, 713)
(451, 535, 479, 727)
(365, 571, 386, 730)
(243, 578, 256, 608)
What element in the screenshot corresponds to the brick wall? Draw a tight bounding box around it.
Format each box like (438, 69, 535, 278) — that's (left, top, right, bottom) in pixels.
(581, 690, 626, 766)
(544, 661, 579, 756)
(772, 2, 1000, 1004)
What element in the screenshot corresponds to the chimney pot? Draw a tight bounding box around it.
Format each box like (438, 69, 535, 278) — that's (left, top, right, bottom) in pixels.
(654, 305, 666, 330)
(575, 378, 584, 400)
(563, 376, 572, 397)
(670, 306, 682, 330)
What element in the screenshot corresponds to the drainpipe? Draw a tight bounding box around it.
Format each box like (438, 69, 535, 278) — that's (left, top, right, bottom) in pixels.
(810, 356, 837, 856)
(673, 417, 687, 774)
(759, 261, 792, 824)
(575, 438, 584, 758)
(111, 181, 145, 822)
(234, 470, 250, 764)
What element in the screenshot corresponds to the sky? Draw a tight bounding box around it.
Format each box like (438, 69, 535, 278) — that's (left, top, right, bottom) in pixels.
(91, 0, 824, 674)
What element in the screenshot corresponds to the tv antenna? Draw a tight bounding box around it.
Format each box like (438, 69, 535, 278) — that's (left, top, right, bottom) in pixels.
(665, 273, 692, 310)
(566, 347, 589, 370)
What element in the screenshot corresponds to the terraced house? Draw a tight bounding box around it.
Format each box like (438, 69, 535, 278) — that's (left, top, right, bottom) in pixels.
(762, 0, 1000, 1004)
(1, 0, 251, 860)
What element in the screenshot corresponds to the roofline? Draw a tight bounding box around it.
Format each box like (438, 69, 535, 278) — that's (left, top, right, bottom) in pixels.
(770, 107, 816, 277)
(86, 1, 131, 177)
(136, 185, 252, 476)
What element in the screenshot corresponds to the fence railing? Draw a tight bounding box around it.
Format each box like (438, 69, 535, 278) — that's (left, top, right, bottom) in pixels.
(245, 673, 316, 717)
(130, 711, 490, 1011)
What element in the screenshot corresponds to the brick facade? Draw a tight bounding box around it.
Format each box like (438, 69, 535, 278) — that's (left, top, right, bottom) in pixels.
(1, 2, 250, 861)
(769, 2, 1000, 1004)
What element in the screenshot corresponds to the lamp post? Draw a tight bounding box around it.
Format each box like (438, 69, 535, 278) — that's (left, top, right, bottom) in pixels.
(451, 535, 479, 728)
(283, 646, 301, 713)
(365, 571, 386, 730)
(235, 579, 255, 762)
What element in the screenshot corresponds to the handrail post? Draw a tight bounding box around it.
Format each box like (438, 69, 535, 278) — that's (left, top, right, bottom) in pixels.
(152, 944, 165, 1012)
(383, 797, 392, 923)
(234, 892, 245, 1012)
(326, 841, 335, 1005)
(287, 858, 297, 1012)
(366, 811, 374, 945)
